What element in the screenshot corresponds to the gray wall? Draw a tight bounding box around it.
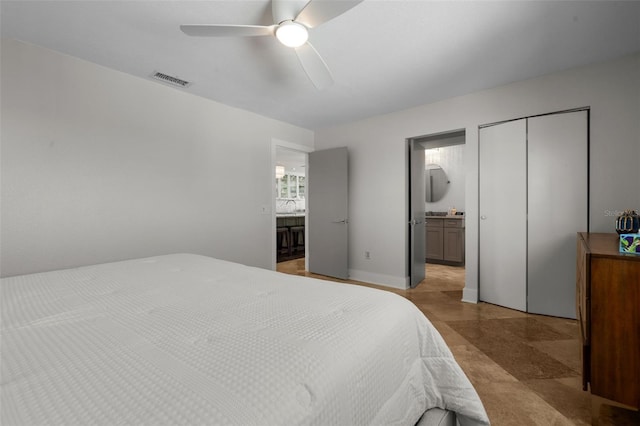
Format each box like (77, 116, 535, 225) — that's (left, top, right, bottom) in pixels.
(315, 53, 640, 295)
(0, 39, 314, 277)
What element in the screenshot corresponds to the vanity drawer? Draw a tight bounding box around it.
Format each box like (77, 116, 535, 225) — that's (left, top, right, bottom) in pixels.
(444, 219, 464, 228)
(425, 218, 444, 228)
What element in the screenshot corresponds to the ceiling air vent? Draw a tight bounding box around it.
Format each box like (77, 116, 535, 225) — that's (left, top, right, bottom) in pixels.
(150, 71, 192, 88)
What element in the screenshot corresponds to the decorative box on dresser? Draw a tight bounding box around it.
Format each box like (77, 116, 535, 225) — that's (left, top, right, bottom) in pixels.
(576, 232, 640, 419)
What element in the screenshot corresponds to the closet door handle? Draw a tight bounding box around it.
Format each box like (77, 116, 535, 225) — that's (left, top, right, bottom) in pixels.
(480, 215, 487, 220)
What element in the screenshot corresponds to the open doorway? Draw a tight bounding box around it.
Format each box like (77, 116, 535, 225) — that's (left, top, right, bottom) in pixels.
(271, 139, 312, 271)
(275, 146, 306, 264)
(407, 130, 466, 288)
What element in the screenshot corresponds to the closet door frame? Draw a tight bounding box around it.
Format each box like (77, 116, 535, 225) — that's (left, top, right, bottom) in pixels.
(478, 107, 590, 315)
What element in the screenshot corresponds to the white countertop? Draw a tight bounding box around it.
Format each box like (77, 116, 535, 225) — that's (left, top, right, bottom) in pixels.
(276, 213, 305, 218)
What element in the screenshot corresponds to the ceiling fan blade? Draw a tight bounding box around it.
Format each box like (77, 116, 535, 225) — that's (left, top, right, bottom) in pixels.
(295, 42, 334, 89)
(295, 0, 364, 28)
(272, 0, 302, 24)
(180, 24, 275, 37)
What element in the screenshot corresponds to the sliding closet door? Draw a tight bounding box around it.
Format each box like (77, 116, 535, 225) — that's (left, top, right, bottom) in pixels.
(527, 111, 588, 319)
(479, 119, 527, 311)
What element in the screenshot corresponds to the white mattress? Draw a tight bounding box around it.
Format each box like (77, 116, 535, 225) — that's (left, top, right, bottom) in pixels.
(1, 254, 489, 426)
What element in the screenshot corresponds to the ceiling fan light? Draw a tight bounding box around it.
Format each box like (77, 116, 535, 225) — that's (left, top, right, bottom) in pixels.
(275, 21, 308, 48)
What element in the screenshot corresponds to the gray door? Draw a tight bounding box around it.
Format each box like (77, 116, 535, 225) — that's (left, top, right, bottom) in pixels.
(308, 147, 348, 279)
(409, 140, 426, 288)
(479, 119, 528, 311)
(527, 111, 587, 319)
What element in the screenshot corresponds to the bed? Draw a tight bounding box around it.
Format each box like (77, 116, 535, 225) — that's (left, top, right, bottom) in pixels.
(1, 253, 489, 426)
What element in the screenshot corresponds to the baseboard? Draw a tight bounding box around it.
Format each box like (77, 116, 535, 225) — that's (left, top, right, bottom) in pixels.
(348, 269, 407, 290)
(461, 287, 478, 304)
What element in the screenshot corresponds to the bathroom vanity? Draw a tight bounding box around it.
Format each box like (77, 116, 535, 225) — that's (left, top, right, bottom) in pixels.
(425, 215, 465, 265)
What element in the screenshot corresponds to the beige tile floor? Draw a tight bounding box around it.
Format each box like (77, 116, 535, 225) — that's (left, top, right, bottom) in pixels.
(277, 259, 640, 426)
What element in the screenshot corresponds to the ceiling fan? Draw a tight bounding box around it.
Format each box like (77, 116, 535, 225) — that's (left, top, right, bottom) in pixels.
(180, 0, 363, 89)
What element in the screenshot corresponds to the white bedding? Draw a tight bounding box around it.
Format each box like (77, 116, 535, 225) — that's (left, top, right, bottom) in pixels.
(1, 254, 489, 426)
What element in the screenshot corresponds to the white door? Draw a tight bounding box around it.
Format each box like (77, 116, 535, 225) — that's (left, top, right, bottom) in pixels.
(409, 139, 426, 287)
(527, 111, 588, 319)
(479, 119, 527, 311)
(308, 147, 349, 279)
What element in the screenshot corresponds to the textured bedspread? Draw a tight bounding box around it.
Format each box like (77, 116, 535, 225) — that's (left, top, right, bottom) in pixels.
(1, 254, 489, 425)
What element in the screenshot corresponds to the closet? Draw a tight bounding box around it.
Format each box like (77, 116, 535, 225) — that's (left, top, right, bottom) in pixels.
(479, 110, 588, 319)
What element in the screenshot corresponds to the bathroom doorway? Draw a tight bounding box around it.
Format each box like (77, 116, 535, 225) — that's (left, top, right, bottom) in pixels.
(407, 129, 466, 288)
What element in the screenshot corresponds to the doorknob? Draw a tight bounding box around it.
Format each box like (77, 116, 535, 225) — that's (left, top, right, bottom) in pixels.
(481, 215, 487, 220)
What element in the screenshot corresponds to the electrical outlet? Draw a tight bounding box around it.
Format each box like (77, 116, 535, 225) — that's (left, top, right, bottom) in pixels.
(365, 251, 371, 260)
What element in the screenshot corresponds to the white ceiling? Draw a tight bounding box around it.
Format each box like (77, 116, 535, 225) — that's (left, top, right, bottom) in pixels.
(2, 1, 639, 130)
(276, 145, 306, 175)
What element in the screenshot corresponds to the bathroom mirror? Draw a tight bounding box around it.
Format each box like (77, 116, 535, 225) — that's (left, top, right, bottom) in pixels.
(425, 164, 449, 202)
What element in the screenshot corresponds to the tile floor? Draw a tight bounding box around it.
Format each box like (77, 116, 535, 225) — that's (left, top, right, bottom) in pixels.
(276, 259, 640, 426)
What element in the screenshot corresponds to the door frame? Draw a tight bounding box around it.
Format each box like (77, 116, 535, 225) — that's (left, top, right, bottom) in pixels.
(477, 107, 590, 314)
(271, 138, 313, 270)
(406, 129, 466, 287)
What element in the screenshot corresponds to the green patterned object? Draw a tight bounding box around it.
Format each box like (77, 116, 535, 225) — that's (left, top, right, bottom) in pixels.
(620, 233, 640, 254)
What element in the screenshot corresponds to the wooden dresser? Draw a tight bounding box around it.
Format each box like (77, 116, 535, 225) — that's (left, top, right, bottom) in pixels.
(577, 232, 640, 410)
